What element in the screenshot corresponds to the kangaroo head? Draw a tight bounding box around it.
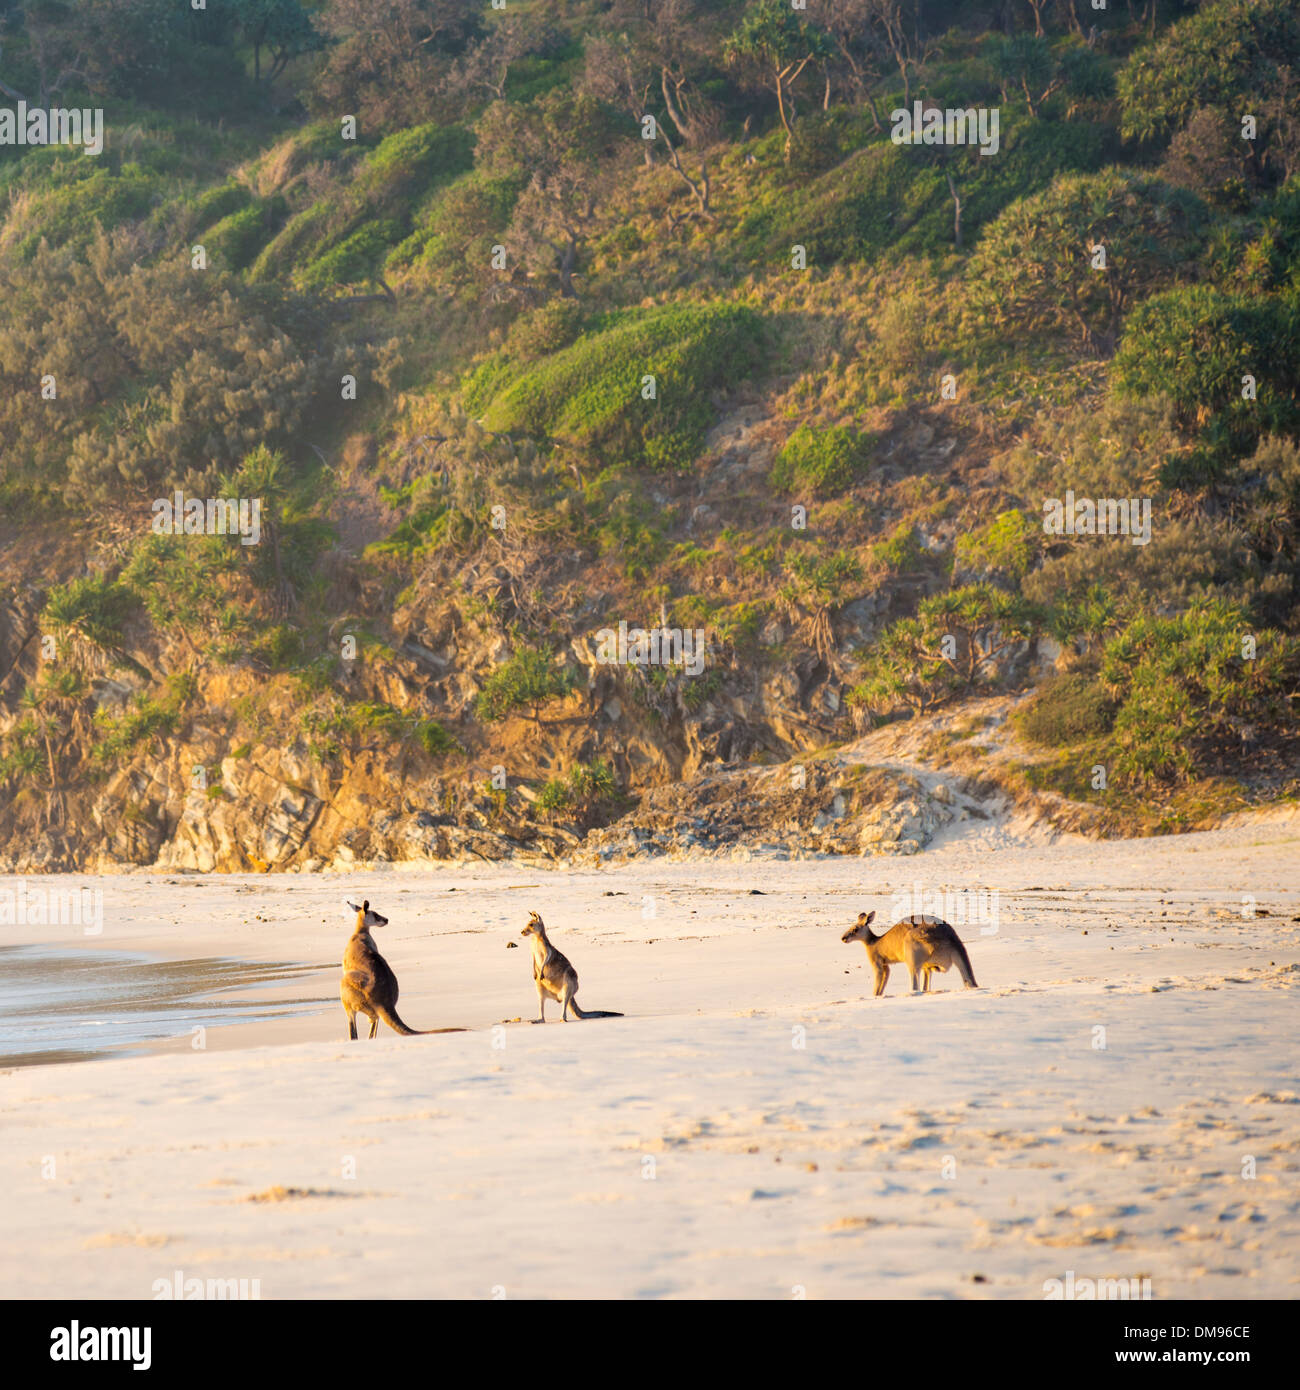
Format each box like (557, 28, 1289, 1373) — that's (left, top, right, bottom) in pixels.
(521, 911, 544, 939)
(347, 899, 388, 931)
(842, 910, 876, 944)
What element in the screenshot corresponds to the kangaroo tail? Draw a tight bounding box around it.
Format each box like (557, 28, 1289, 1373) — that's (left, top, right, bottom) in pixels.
(568, 1000, 624, 1020)
(376, 1005, 466, 1036)
(953, 940, 979, 989)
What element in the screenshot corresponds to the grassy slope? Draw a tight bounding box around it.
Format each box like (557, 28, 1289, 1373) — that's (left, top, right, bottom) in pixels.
(0, 3, 1296, 854)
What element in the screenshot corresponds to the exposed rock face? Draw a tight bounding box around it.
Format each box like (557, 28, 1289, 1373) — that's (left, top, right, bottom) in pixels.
(0, 589, 42, 710)
(0, 699, 993, 873)
(571, 759, 991, 865)
(66, 741, 578, 874)
(0, 576, 1013, 875)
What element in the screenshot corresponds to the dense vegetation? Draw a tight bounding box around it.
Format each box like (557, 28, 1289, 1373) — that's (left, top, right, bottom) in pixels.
(1, 0, 1297, 846)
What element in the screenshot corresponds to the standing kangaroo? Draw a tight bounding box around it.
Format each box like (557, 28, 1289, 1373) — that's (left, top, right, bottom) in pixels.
(340, 900, 465, 1039)
(841, 910, 979, 997)
(520, 911, 623, 1022)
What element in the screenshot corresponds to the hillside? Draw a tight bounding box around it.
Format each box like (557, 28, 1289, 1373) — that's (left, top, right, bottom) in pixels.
(1, 0, 1298, 872)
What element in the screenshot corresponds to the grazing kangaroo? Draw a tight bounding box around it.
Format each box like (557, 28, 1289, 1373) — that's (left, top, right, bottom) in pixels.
(841, 910, 979, 997)
(520, 911, 623, 1022)
(340, 900, 465, 1039)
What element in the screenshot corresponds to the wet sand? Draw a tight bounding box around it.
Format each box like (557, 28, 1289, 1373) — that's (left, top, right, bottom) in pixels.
(0, 946, 331, 1067)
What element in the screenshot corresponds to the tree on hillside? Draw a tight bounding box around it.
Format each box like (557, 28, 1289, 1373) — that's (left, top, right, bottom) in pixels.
(580, 2, 726, 220)
(581, 30, 715, 220)
(1112, 286, 1300, 483)
(444, 13, 546, 105)
(312, 0, 483, 126)
(3, 0, 180, 103)
(849, 585, 1041, 717)
(232, 0, 319, 84)
(985, 31, 1110, 119)
(583, 31, 660, 167)
(587, 0, 729, 145)
(1117, 0, 1300, 181)
(724, 0, 831, 158)
(475, 91, 620, 299)
(476, 647, 577, 725)
(968, 169, 1207, 354)
(845, 0, 931, 108)
(807, 0, 892, 129)
(779, 549, 864, 663)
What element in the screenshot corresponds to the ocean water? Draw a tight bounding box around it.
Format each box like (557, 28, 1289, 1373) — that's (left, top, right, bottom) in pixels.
(0, 946, 331, 1068)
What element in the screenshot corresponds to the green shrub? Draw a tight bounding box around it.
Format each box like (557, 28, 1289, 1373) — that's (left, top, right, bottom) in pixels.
(391, 171, 524, 283)
(955, 509, 1040, 579)
(249, 200, 336, 282)
(1016, 674, 1115, 746)
(192, 181, 254, 231)
(849, 585, 1041, 715)
(92, 697, 176, 763)
(1097, 599, 1298, 782)
(91, 672, 196, 765)
(746, 116, 1107, 266)
(370, 503, 454, 559)
(536, 759, 620, 825)
(43, 575, 137, 651)
(414, 719, 453, 757)
(785, 549, 865, 605)
(254, 625, 305, 669)
(299, 219, 402, 290)
(359, 124, 475, 210)
(507, 300, 585, 359)
(771, 425, 873, 496)
(476, 648, 577, 722)
(871, 523, 926, 574)
(1117, 0, 1300, 141)
(252, 123, 473, 287)
(207, 198, 285, 272)
(122, 535, 241, 637)
(1112, 286, 1300, 482)
(14, 165, 160, 255)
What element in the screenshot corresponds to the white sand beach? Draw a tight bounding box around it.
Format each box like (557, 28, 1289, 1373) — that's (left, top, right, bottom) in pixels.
(2, 812, 1298, 1300)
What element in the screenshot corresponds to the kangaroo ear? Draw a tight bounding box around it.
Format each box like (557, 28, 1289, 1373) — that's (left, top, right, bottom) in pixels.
(864, 911, 876, 925)
(363, 900, 369, 911)
(346, 900, 360, 912)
